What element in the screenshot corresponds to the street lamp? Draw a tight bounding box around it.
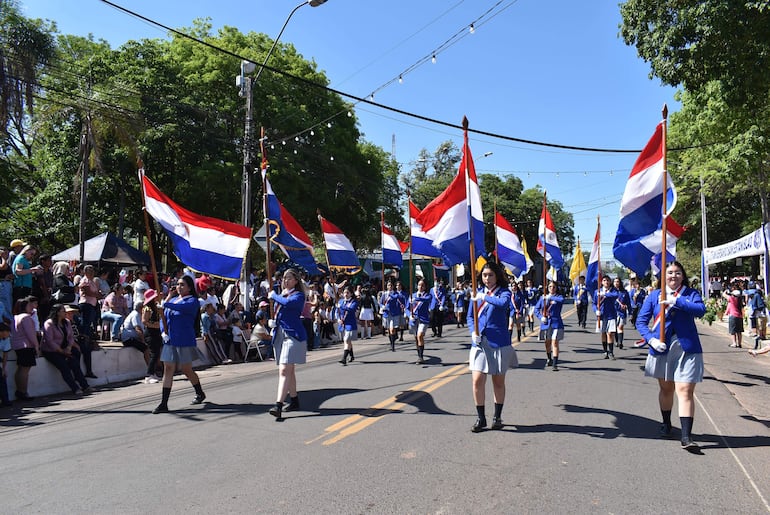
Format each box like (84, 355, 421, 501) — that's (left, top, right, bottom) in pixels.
(237, 0, 329, 308)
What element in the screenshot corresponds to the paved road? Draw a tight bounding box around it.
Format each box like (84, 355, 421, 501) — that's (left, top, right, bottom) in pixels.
(2, 308, 769, 514)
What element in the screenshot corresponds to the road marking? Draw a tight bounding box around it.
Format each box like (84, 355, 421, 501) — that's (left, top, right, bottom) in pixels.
(306, 363, 468, 446)
(695, 394, 770, 512)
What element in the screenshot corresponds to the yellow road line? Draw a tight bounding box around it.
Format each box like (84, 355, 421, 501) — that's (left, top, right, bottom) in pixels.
(306, 363, 468, 446)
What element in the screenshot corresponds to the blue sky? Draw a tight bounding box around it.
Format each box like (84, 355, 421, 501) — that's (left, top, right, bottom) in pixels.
(22, 0, 679, 262)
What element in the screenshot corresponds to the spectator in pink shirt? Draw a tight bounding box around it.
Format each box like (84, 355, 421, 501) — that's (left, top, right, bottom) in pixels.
(11, 296, 39, 401)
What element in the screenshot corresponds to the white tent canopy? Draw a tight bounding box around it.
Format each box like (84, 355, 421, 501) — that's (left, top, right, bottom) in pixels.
(52, 232, 150, 266)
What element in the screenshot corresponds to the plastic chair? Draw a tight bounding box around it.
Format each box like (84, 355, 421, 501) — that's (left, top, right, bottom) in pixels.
(243, 330, 265, 362)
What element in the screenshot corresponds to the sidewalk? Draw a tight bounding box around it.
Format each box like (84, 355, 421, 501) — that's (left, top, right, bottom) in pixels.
(696, 316, 770, 421)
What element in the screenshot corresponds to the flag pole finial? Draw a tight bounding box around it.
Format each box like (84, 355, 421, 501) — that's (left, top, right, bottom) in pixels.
(462, 116, 469, 131)
(662, 104, 668, 119)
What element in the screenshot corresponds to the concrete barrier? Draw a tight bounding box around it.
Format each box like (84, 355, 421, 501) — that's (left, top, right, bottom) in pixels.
(4, 338, 215, 400)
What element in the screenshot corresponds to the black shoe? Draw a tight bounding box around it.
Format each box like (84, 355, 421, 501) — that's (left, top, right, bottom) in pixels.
(85, 373, 98, 379)
(546, 358, 553, 367)
(14, 391, 34, 401)
(283, 398, 300, 412)
(339, 359, 347, 366)
(348, 355, 354, 363)
(609, 353, 616, 360)
(552, 365, 559, 371)
(416, 357, 424, 364)
(490, 417, 503, 430)
(658, 424, 673, 438)
(268, 405, 282, 419)
(152, 404, 169, 414)
(471, 418, 487, 433)
(618, 343, 624, 350)
(191, 394, 206, 405)
(681, 437, 699, 451)
(604, 353, 609, 359)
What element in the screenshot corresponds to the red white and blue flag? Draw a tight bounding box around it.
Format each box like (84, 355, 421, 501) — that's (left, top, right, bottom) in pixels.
(415, 128, 485, 266)
(140, 169, 251, 280)
(262, 170, 319, 274)
(319, 216, 360, 272)
(586, 223, 601, 294)
(409, 200, 441, 258)
(382, 224, 406, 267)
(537, 202, 563, 269)
(645, 217, 685, 275)
(495, 212, 528, 278)
(613, 122, 678, 276)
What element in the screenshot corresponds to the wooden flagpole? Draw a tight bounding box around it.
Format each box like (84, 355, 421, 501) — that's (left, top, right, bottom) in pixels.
(493, 199, 499, 265)
(463, 116, 480, 337)
(260, 126, 270, 315)
(407, 192, 414, 300)
(137, 159, 167, 330)
(659, 104, 669, 343)
(317, 210, 337, 303)
(542, 191, 548, 290)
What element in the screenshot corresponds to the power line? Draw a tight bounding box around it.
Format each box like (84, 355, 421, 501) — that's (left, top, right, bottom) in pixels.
(99, 0, 682, 154)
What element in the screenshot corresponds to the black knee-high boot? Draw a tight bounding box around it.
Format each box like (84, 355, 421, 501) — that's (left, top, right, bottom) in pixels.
(339, 349, 349, 365)
(153, 387, 171, 413)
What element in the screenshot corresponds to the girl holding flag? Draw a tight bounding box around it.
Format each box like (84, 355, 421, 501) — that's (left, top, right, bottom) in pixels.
(468, 261, 516, 433)
(410, 280, 432, 364)
(508, 280, 526, 342)
(636, 261, 706, 451)
(594, 276, 619, 359)
(535, 281, 564, 370)
(337, 286, 359, 365)
(614, 277, 631, 350)
(267, 268, 308, 418)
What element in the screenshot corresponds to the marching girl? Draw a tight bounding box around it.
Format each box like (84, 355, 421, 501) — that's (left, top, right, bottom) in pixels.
(468, 261, 515, 432)
(338, 286, 359, 365)
(593, 276, 619, 359)
(524, 279, 540, 334)
(267, 268, 308, 418)
(535, 281, 565, 370)
(453, 280, 467, 329)
(614, 277, 631, 350)
(636, 261, 706, 451)
(410, 280, 432, 364)
(380, 281, 405, 352)
(509, 280, 526, 342)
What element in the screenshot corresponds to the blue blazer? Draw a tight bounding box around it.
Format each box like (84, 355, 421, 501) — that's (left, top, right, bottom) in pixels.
(411, 292, 432, 323)
(593, 288, 619, 320)
(616, 289, 631, 319)
(534, 294, 564, 329)
(510, 290, 526, 316)
(467, 287, 512, 348)
(636, 287, 706, 355)
(381, 291, 405, 317)
(164, 295, 200, 348)
(429, 286, 446, 310)
(272, 290, 308, 341)
(573, 284, 589, 305)
(338, 298, 359, 331)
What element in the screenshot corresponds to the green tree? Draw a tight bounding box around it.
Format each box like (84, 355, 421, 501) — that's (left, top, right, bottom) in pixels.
(620, 1, 770, 106)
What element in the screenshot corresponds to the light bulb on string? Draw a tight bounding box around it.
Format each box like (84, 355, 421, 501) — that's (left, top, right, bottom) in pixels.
(310, 130, 315, 136)
(282, 140, 286, 145)
(398, 75, 403, 84)
(327, 122, 332, 128)
(330, 156, 334, 161)
(295, 136, 299, 142)
(469, 23, 475, 34)
(270, 145, 275, 150)
(293, 149, 297, 154)
(583, 171, 587, 176)
(431, 54, 436, 64)
(347, 111, 352, 117)
(369, 93, 374, 101)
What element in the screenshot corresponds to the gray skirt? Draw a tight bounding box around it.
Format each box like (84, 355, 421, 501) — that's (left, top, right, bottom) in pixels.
(160, 344, 205, 365)
(273, 327, 307, 365)
(469, 339, 517, 375)
(644, 337, 703, 383)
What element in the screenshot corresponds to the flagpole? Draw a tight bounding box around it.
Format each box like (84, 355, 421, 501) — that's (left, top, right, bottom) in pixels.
(407, 192, 414, 300)
(494, 199, 499, 266)
(260, 126, 269, 315)
(317, 210, 336, 302)
(462, 117, 480, 337)
(542, 191, 547, 289)
(137, 159, 167, 331)
(381, 211, 385, 287)
(596, 214, 602, 333)
(660, 105, 669, 343)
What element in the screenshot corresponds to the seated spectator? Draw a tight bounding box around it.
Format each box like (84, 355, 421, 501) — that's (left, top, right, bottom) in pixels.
(0, 322, 11, 406)
(102, 283, 129, 342)
(120, 302, 150, 367)
(41, 304, 91, 395)
(229, 317, 246, 361)
(214, 304, 234, 359)
(249, 311, 273, 360)
(200, 303, 230, 364)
